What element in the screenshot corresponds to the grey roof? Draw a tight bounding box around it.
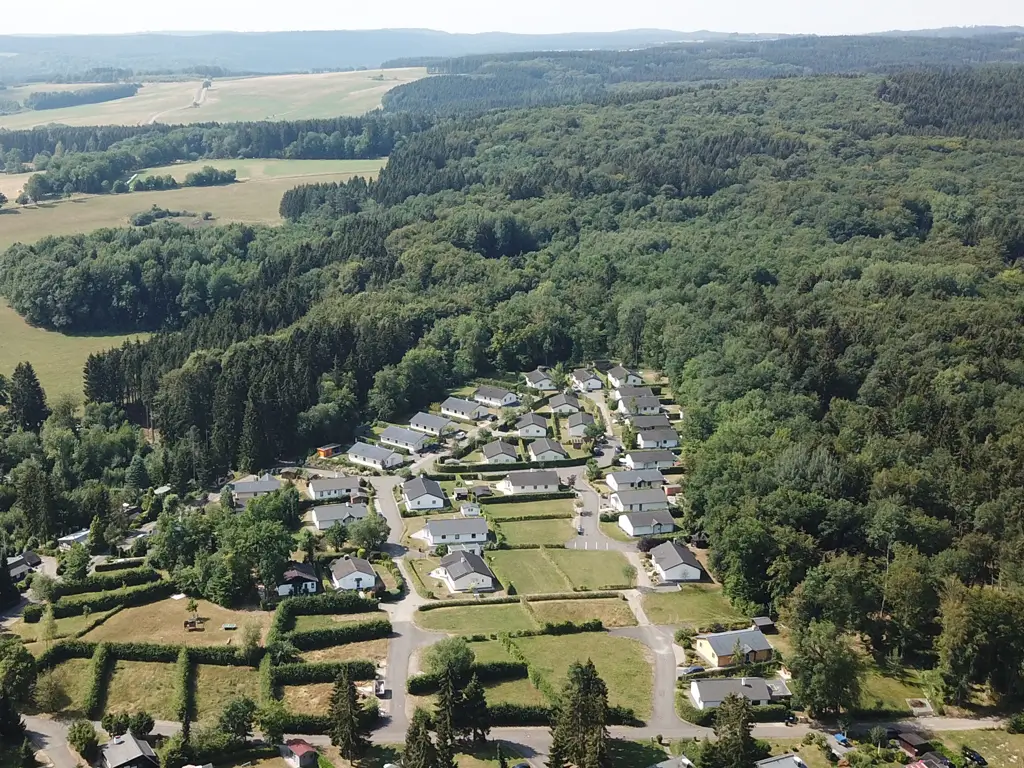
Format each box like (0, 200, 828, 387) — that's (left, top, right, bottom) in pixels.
(572, 368, 600, 382)
(282, 560, 318, 583)
(616, 386, 655, 398)
(517, 413, 547, 429)
(524, 368, 551, 385)
(766, 678, 792, 698)
(650, 541, 701, 571)
(308, 476, 362, 493)
(609, 365, 639, 380)
(426, 517, 489, 538)
(550, 393, 581, 410)
(623, 395, 661, 412)
(755, 756, 805, 768)
(348, 441, 401, 462)
(410, 412, 454, 432)
(330, 555, 376, 579)
(692, 677, 772, 703)
(380, 425, 429, 447)
(482, 440, 518, 459)
(696, 627, 773, 657)
(102, 734, 157, 768)
(58, 529, 90, 542)
(313, 503, 369, 523)
(439, 550, 494, 580)
(404, 476, 444, 500)
(567, 412, 595, 428)
(442, 396, 482, 415)
(630, 414, 672, 429)
(504, 469, 560, 487)
(620, 510, 675, 528)
(232, 474, 282, 494)
(474, 385, 515, 401)
(607, 469, 665, 486)
(614, 488, 669, 506)
(530, 438, 567, 457)
(639, 427, 678, 442)
(626, 449, 675, 464)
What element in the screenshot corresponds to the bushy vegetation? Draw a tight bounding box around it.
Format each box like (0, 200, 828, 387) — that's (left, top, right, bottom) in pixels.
(24, 84, 140, 111)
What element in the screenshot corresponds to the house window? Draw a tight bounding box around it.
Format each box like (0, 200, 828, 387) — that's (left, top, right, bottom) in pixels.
(455, 534, 460, 540)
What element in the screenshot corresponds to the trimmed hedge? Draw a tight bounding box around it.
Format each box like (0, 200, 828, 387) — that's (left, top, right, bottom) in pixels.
(269, 591, 378, 641)
(72, 605, 126, 638)
(276, 702, 379, 735)
(191, 645, 260, 666)
(677, 698, 788, 726)
(289, 617, 392, 651)
(106, 641, 179, 663)
(436, 457, 587, 474)
(662, 466, 685, 476)
(486, 513, 573, 523)
(93, 558, 147, 573)
(417, 591, 622, 613)
(481, 491, 577, 504)
(22, 604, 43, 623)
(84, 643, 113, 719)
(52, 580, 175, 619)
(175, 647, 195, 723)
(258, 655, 274, 703)
(52, 567, 161, 600)
(489, 702, 553, 726)
(36, 639, 96, 671)
(417, 595, 520, 612)
(407, 660, 529, 694)
(272, 660, 376, 685)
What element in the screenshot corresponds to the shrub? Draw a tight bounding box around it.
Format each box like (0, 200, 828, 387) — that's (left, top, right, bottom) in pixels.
(68, 720, 99, 761)
(94, 558, 146, 573)
(677, 697, 717, 727)
(488, 702, 554, 726)
(52, 580, 174, 619)
(22, 603, 43, 623)
(36, 639, 96, 670)
(1007, 712, 1024, 734)
(84, 643, 113, 719)
(481, 491, 578, 503)
(175, 647, 195, 723)
(288, 617, 392, 651)
(51, 567, 159, 599)
(272, 660, 376, 685)
(407, 661, 528, 694)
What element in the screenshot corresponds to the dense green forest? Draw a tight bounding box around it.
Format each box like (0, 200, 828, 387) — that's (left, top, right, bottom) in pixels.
(381, 34, 1024, 114)
(22, 83, 141, 111)
(4, 66, 1024, 703)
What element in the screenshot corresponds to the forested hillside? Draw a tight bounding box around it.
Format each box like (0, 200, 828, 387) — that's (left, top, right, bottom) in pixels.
(5, 70, 1024, 697)
(381, 34, 1024, 114)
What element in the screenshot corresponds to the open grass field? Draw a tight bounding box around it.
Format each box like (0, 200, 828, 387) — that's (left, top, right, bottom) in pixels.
(859, 665, 926, 715)
(483, 499, 574, 520)
(0, 301, 146, 398)
(282, 683, 334, 716)
(760, 741, 833, 768)
(529, 597, 638, 628)
(292, 611, 387, 632)
(106, 660, 178, 718)
(599, 521, 636, 542)
(8, 609, 115, 643)
(496, 518, 574, 547)
(195, 664, 261, 720)
(546, 549, 635, 589)
(936, 729, 1024, 768)
(0, 69, 427, 129)
(515, 633, 653, 719)
(82, 598, 272, 646)
(138, 157, 385, 183)
(31, 659, 93, 715)
(486, 550, 570, 595)
(415, 603, 537, 634)
(0, 158, 383, 253)
(465, 639, 513, 663)
(0, 171, 33, 199)
(301, 638, 389, 663)
(641, 585, 746, 626)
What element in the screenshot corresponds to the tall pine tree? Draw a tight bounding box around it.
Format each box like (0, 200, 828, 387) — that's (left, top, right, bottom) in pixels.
(458, 674, 490, 745)
(9, 362, 49, 432)
(434, 666, 460, 768)
(329, 667, 368, 760)
(403, 708, 438, 768)
(548, 660, 608, 768)
(0, 548, 21, 609)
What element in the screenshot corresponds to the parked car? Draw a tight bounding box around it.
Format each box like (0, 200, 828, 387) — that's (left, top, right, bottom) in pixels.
(962, 747, 987, 766)
(678, 665, 705, 676)
(834, 734, 852, 747)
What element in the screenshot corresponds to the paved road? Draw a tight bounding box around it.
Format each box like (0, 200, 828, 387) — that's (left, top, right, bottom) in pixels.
(611, 623, 683, 734)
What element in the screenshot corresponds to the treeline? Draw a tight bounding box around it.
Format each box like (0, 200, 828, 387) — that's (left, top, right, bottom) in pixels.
(382, 34, 1024, 114)
(184, 166, 236, 187)
(23, 83, 140, 111)
(878, 65, 1024, 139)
(5, 112, 425, 198)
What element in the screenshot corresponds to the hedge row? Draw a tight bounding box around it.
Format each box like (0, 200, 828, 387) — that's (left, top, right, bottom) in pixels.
(481, 491, 577, 504)
(289, 617, 392, 651)
(417, 591, 622, 613)
(417, 595, 520, 612)
(272, 660, 376, 685)
(94, 558, 146, 573)
(269, 591, 378, 640)
(36, 639, 96, 671)
(52, 580, 175, 619)
(662, 466, 685, 476)
(72, 605, 126, 638)
(487, 512, 573, 523)
(436, 457, 587, 474)
(258, 655, 274, 703)
(52, 566, 161, 599)
(489, 702, 553, 726)
(84, 642, 113, 718)
(175, 647, 195, 723)
(377, 558, 406, 602)
(677, 698, 788, 727)
(407, 660, 528, 694)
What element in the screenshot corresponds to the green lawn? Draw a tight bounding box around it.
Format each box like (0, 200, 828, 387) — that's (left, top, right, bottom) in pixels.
(606, 741, 671, 768)
(858, 664, 926, 715)
(497, 518, 574, 546)
(465, 639, 514, 663)
(599, 521, 635, 542)
(415, 603, 538, 634)
(409, 556, 457, 598)
(515, 633, 653, 719)
(641, 585, 746, 626)
(195, 665, 261, 720)
(293, 611, 388, 632)
(482, 678, 549, 707)
(484, 499, 575, 520)
(937, 729, 1024, 768)
(529, 597, 638, 628)
(486, 550, 571, 594)
(9, 609, 115, 643)
(546, 549, 635, 589)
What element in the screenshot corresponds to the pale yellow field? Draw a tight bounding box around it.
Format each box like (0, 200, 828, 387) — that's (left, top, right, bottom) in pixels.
(0, 68, 427, 129)
(0, 172, 33, 199)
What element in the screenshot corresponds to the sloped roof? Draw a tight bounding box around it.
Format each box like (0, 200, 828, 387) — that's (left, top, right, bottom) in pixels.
(380, 425, 428, 446)
(102, 734, 157, 768)
(425, 517, 489, 538)
(572, 368, 600, 382)
(607, 470, 664, 486)
(619, 510, 675, 528)
(404, 476, 444, 500)
(517, 413, 547, 429)
(482, 440, 518, 459)
(232, 474, 282, 494)
(474, 385, 514, 401)
(696, 627, 773, 657)
(282, 560, 318, 583)
(348, 441, 401, 462)
(550, 393, 581, 410)
(439, 550, 494, 580)
(308, 476, 362, 493)
(504, 469, 560, 487)
(630, 414, 672, 429)
(411, 412, 454, 431)
(608, 365, 639, 380)
(330, 556, 375, 579)
(524, 368, 551, 384)
(529, 438, 567, 457)
(692, 676, 772, 703)
(313, 503, 369, 523)
(616, 385, 655, 398)
(626, 449, 675, 464)
(650, 541, 701, 571)
(442, 396, 481, 414)
(639, 427, 678, 442)
(567, 412, 595, 428)
(614, 488, 669, 506)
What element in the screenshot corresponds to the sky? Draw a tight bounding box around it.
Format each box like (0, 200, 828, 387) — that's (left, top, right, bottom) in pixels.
(1, 0, 1020, 36)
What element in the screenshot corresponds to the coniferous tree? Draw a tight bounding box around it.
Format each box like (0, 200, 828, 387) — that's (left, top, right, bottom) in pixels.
(549, 660, 608, 768)
(403, 708, 438, 768)
(329, 667, 368, 760)
(125, 453, 149, 491)
(237, 394, 268, 472)
(0, 548, 20, 609)
(458, 674, 490, 745)
(8, 362, 49, 432)
(434, 666, 460, 768)
(88, 515, 105, 555)
(700, 694, 768, 768)
(496, 743, 509, 768)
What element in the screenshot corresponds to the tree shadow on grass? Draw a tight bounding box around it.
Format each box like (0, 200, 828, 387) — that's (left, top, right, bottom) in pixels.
(606, 738, 670, 768)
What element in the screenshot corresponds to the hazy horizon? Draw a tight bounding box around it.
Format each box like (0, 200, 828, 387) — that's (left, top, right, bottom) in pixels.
(2, 0, 1020, 37)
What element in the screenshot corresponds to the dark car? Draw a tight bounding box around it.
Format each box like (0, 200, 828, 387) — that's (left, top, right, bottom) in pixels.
(962, 747, 987, 766)
(679, 665, 705, 676)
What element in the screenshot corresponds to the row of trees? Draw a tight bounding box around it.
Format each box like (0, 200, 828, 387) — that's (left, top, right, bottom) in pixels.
(23, 83, 140, 111)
